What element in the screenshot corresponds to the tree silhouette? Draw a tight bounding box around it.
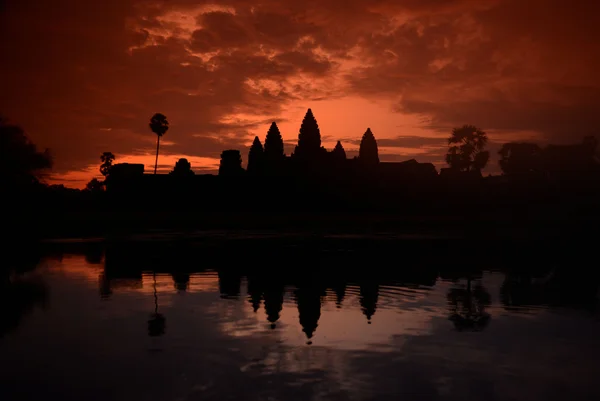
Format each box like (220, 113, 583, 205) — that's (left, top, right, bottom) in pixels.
(293, 109, 322, 159)
(332, 141, 347, 162)
(247, 136, 264, 175)
(264, 122, 285, 160)
(149, 113, 169, 175)
(0, 117, 52, 186)
(498, 143, 542, 175)
(170, 158, 194, 176)
(358, 128, 379, 165)
(219, 150, 244, 176)
(445, 125, 489, 172)
(85, 178, 104, 193)
(100, 152, 115, 177)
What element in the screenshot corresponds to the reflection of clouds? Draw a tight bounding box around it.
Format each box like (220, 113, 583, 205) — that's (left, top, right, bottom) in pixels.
(6, 251, 600, 401)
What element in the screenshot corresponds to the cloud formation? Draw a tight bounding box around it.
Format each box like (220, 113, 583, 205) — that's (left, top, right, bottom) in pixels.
(1, 0, 598, 185)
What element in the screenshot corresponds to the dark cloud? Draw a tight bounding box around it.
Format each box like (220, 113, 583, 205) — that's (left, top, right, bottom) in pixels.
(0, 0, 598, 183)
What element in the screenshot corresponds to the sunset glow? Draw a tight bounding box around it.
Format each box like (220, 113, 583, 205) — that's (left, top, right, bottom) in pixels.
(2, 0, 599, 187)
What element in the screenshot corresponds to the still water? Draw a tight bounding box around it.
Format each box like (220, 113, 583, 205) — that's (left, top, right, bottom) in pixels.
(1, 236, 599, 401)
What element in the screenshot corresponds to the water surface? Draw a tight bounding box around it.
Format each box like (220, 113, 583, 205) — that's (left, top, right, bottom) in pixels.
(1, 237, 599, 401)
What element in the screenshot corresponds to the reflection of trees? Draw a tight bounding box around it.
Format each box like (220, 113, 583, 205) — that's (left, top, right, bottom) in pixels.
(447, 278, 491, 332)
(0, 274, 48, 338)
(500, 268, 600, 312)
(359, 281, 379, 324)
(147, 272, 166, 337)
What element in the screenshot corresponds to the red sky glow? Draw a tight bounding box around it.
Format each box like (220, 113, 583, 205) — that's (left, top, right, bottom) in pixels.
(1, 0, 599, 187)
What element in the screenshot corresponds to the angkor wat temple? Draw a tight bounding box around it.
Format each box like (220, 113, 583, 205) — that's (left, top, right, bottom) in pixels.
(106, 108, 600, 215)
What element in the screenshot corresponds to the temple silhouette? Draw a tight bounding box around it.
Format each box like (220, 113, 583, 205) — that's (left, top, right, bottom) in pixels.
(3, 108, 600, 239)
(102, 108, 600, 218)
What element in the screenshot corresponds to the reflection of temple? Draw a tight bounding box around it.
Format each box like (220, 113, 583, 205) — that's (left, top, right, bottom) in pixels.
(99, 250, 143, 298)
(171, 272, 190, 292)
(294, 285, 324, 342)
(247, 273, 286, 328)
(332, 281, 346, 308)
(264, 283, 285, 329)
(218, 270, 242, 299)
(246, 274, 263, 312)
(359, 281, 379, 323)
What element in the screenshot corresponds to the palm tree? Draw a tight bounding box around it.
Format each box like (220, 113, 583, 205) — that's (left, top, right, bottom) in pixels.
(445, 125, 489, 172)
(149, 113, 169, 175)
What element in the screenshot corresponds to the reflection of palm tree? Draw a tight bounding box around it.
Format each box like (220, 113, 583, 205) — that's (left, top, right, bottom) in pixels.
(445, 125, 489, 172)
(148, 272, 166, 337)
(447, 278, 491, 331)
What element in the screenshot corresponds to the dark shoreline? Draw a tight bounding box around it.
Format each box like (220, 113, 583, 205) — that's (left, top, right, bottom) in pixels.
(9, 208, 599, 243)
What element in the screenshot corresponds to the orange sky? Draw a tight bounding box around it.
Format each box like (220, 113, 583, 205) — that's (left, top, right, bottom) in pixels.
(1, 0, 599, 188)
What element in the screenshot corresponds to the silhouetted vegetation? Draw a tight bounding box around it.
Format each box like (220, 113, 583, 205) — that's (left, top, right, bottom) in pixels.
(149, 113, 169, 175)
(498, 143, 542, 175)
(1, 117, 52, 189)
(445, 125, 489, 172)
(85, 178, 104, 193)
(100, 152, 115, 177)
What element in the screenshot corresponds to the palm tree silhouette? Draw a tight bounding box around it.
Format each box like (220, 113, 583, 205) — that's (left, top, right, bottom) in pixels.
(149, 113, 169, 175)
(445, 125, 489, 172)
